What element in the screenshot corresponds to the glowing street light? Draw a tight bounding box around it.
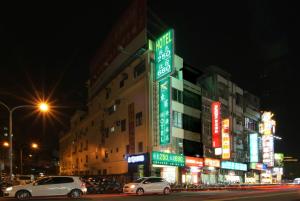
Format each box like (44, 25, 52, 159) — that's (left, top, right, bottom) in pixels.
(31, 143, 39, 149)
(39, 102, 49, 112)
(3, 141, 9, 147)
(0, 100, 50, 181)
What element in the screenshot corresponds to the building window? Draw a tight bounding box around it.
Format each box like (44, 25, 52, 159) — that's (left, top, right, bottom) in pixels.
(136, 112, 142, 126)
(111, 149, 113, 153)
(182, 114, 201, 133)
(110, 126, 115, 133)
(108, 104, 117, 115)
(202, 104, 210, 113)
(103, 169, 107, 175)
(236, 93, 243, 107)
(172, 111, 182, 128)
(98, 170, 101, 175)
(116, 147, 119, 152)
(85, 140, 88, 150)
(126, 145, 130, 154)
(96, 155, 98, 160)
(172, 88, 183, 103)
(104, 128, 109, 138)
(86, 155, 88, 163)
(134, 60, 145, 78)
(183, 90, 201, 109)
(106, 88, 111, 99)
(245, 117, 258, 131)
(105, 151, 108, 158)
(120, 80, 125, 88)
(91, 121, 94, 127)
(138, 142, 143, 152)
(121, 119, 126, 131)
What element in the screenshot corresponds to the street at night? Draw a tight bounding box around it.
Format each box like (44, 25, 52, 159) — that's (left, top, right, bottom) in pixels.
(1, 186, 300, 201)
(0, 1, 295, 201)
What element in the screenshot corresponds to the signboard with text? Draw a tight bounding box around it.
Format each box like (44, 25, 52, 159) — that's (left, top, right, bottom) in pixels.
(155, 29, 174, 81)
(250, 133, 259, 162)
(185, 156, 204, 167)
(159, 77, 171, 145)
(262, 135, 274, 167)
(212, 102, 221, 148)
(204, 158, 220, 168)
(221, 161, 247, 171)
(152, 151, 185, 167)
(222, 119, 230, 159)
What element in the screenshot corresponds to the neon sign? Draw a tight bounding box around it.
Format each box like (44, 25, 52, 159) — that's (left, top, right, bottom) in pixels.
(155, 29, 174, 81)
(249, 133, 259, 162)
(222, 119, 230, 159)
(128, 155, 145, 163)
(152, 151, 185, 167)
(212, 102, 221, 148)
(159, 77, 171, 145)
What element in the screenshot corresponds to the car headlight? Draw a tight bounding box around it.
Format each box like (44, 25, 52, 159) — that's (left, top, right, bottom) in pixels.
(6, 187, 13, 191)
(130, 185, 136, 189)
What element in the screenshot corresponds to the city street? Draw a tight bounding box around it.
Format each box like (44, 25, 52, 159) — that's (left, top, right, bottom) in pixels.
(1, 187, 300, 201)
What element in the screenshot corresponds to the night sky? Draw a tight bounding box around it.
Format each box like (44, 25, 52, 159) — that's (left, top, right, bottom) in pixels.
(0, 1, 293, 159)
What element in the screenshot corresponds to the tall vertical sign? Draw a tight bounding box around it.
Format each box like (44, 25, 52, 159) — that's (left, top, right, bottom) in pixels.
(159, 77, 171, 145)
(212, 102, 221, 148)
(249, 133, 259, 162)
(155, 29, 174, 146)
(128, 103, 135, 153)
(155, 29, 174, 81)
(222, 118, 230, 159)
(262, 135, 274, 167)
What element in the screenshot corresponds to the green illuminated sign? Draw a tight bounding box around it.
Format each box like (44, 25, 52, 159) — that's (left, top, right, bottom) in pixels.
(152, 151, 185, 167)
(155, 29, 174, 80)
(159, 77, 171, 145)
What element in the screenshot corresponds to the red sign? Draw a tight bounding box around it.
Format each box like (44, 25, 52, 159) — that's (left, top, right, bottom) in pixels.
(204, 158, 220, 168)
(212, 102, 221, 148)
(185, 157, 204, 167)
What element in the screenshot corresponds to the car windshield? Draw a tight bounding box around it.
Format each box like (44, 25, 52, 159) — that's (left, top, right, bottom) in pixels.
(133, 178, 145, 183)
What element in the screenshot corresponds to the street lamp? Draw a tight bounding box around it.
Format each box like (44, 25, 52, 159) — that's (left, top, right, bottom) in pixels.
(0, 101, 49, 181)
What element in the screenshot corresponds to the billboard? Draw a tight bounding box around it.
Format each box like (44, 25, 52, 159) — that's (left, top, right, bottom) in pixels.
(212, 102, 221, 148)
(152, 151, 185, 167)
(222, 119, 230, 159)
(262, 135, 274, 167)
(249, 133, 259, 162)
(221, 161, 247, 171)
(185, 156, 204, 167)
(159, 77, 171, 145)
(259, 112, 276, 135)
(155, 29, 174, 81)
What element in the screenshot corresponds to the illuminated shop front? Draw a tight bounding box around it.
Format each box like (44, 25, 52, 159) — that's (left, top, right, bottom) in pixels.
(182, 156, 204, 184)
(219, 161, 247, 184)
(151, 151, 185, 184)
(261, 169, 273, 184)
(127, 153, 150, 180)
(201, 158, 220, 185)
(246, 163, 267, 184)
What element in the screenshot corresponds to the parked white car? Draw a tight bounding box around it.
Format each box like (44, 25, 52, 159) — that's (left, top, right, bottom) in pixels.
(4, 176, 87, 200)
(294, 178, 300, 184)
(123, 177, 171, 195)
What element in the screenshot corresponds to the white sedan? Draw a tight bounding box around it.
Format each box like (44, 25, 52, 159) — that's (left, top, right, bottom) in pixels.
(4, 176, 87, 200)
(123, 177, 171, 195)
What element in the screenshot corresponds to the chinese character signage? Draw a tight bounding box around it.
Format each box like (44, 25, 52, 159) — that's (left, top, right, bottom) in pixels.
(155, 29, 174, 81)
(274, 153, 284, 167)
(185, 156, 204, 167)
(221, 161, 247, 171)
(159, 77, 171, 145)
(259, 112, 276, 135)
(204, 158, 220, 168)
(127, 154, 145, 163)
(152, 151, 185, 167)
(262, 135, 274, 167)
(250, 133, 259, 162)
(250, 163, 267, 170)
(222, 119, 230, 159)
(212, 102, 221, 148)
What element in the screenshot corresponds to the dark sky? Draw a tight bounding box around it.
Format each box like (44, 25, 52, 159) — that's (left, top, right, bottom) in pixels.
(0, 1, 293, 158)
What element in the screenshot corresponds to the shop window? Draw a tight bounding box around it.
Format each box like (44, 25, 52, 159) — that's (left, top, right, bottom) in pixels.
(138, 142, 143, 152)
(136, 112, 143, 126)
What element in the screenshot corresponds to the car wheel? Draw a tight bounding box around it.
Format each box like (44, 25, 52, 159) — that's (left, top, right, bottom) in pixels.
(69, 189, 82, 199)
(16, 190, 31, 200)
(136, 188, 144, 196)
(163, 187, 170, 195)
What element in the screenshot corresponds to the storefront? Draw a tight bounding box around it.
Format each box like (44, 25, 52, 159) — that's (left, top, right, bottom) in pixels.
(201, 158, 220, 185)
(151, 151, 185, 184)
(246, 163, 266, 184)
(219, 161, 247, 184)
(127, 153, 150, 180)
(182, 156, 204, 184)
(261, 169, 272, 184)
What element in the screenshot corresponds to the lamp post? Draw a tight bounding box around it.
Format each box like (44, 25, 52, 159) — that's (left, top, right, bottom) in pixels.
(0, 101, 49, 181)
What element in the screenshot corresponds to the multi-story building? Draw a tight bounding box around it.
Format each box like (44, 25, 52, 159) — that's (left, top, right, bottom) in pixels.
(59, 0, 267, 185)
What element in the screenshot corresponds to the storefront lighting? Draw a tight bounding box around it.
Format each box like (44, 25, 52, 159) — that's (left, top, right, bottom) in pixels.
(130, 185, 136, 189)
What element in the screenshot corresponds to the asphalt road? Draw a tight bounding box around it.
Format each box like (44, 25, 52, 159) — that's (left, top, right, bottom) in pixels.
(1, 188, 300, 201)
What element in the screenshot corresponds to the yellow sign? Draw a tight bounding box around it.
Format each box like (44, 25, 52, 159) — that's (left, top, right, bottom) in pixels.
(222, 119, 230, 159)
